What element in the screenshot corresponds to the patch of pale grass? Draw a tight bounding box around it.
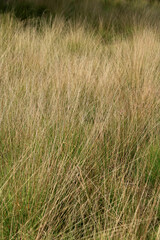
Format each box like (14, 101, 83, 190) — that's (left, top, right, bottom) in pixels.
(0, 12, 160, 240)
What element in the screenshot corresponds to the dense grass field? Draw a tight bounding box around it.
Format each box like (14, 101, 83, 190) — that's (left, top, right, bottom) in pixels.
(0, 0, 160, 239)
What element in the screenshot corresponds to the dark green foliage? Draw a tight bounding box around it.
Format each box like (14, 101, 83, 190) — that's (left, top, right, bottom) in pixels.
(0, 1, 48, 20)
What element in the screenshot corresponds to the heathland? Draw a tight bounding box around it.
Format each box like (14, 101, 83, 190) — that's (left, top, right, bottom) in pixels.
(0, 0, 160, 239)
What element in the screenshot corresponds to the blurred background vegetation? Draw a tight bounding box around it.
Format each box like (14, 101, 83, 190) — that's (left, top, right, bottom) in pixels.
(1, 0, 160, 41)
(0, 0, 160, 21)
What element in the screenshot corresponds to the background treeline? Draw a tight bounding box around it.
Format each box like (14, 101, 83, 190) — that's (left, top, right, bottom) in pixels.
(1, 0, 160, 20)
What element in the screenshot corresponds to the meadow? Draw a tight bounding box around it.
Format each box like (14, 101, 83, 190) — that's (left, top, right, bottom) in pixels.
(0, 0, 160, 239)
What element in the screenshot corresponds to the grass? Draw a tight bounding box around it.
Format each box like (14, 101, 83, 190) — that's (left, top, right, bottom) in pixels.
(0, 1, 160, 239)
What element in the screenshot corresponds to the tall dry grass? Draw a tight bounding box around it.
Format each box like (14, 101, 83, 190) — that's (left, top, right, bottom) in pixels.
(0, 3, 160, 239)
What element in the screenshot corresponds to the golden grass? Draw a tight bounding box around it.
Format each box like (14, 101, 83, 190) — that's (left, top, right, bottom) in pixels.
(0, 4, 160, 239)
